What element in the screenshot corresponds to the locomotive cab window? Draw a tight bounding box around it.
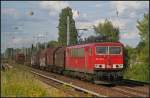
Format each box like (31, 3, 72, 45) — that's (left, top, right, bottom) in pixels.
(109, 46, 122, 54)
(96, 46, 108, 54)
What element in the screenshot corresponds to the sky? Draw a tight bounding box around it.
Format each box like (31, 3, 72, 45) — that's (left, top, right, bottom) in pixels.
(1, 1, 149, 53)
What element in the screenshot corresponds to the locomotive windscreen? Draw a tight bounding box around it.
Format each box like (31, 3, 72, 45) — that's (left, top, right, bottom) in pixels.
(109, 46, 121, 54)
(96, 46, 122, 55)
(96, 46, 108, 54)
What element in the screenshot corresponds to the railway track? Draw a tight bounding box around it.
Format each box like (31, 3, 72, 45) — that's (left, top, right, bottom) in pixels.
(111, 79, 149, 97)
(30, 70, 106, 97)
(122, 79, 149, 86)
(26, 66, 149, 97)
(111, 86, 148, 97)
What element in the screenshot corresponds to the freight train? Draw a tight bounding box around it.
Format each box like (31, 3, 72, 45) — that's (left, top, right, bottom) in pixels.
(15, 53, 25, 64)
(31, 42, 125, 83)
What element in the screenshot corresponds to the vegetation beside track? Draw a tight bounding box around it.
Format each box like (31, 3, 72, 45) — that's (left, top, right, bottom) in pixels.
(123, 13, 149, 83)
(1, 63, 68, 97)
(124, 63, 149, 83)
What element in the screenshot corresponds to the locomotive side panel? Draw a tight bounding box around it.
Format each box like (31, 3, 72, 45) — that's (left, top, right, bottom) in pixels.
(85, 46, 94, 73)
(66, 47, 85, 72)
(65, 45, 94, 73)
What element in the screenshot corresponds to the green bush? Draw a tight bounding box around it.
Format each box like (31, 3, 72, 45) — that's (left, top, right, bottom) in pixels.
(124, 63, 149, 82)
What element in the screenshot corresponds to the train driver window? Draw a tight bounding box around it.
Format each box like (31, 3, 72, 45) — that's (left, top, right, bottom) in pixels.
(109, 46, 122, 54)
(96, 46, 108, 54)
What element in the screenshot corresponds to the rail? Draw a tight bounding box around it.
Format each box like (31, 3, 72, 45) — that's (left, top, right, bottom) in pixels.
(123, 79, 149, 85)
(30, 70, 107, 97)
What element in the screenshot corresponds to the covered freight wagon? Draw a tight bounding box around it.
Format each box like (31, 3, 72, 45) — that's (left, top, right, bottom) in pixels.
(39, 49, 47, 70)
(31, 51, 40, 68)
(53, 47, 65, 73)
(15, 53, 25, 64)
(45, 47, 58, 71)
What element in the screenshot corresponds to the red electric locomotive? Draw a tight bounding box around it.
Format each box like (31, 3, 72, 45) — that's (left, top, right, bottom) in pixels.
(66, 42, 124, 82)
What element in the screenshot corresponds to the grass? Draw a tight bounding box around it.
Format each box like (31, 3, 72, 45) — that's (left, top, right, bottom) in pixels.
(62, 84, 92, 97)
(124, 63, 149, 83)
(1, 63, 68, 97)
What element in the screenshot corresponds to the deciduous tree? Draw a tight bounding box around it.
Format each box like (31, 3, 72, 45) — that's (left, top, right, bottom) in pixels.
(93, 19, 120, 42)
(47, 41, 59, 48)
(136, 13, 149, 63)
(58, 7, 77, 46)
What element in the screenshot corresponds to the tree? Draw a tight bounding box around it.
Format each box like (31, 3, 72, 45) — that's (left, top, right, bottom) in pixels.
(124, 13, 149, 82)
(136, 13, 149, 63)
(31, 44, 34, 50)
(93, 19, 120, 42)
(47, 41, 59, 48)
(124, 45, 137, 68)
(37, 42, 45, 50)
(58, 7, 78, 46)
(5, 48, 14, 59)
(137, 13, 149, 44)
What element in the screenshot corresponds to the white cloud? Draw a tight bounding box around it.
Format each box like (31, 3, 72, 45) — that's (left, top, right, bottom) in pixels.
(77, 18, 140, 40)
(95, 4, 101, 8)
(112, 1, 149, 16)
(129, 12, 136, 18)
(40, 1, 80, 19)
(1, 8, 20, 18)
(111, 19, 127, 30)
(78, 18, 126, 30)
(40, 1, 69, 16)
(94, 18, 139, 39)
(111, 1, 148, 41)
(1, 33, 34, 49)
(77, 22, 92, 29)
(119, 25, 141, 39)
(120, 32, 139, 39)
(37, 33, 45, 38)
(72, 9, 79, 19)
(82, 13, 87, 18)
(12, 37, 23, 44)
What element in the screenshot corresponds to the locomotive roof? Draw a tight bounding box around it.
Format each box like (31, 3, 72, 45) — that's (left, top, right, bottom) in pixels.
(67, 42, 124, 48)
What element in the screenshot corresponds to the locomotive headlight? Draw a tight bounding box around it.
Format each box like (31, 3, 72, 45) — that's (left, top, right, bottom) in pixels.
(94, 64, 105, 68)
(113, 64, 123, 68)
(119, 64, 123, 68)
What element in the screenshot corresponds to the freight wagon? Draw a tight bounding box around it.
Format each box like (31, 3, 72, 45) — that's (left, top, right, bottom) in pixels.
(31, 51, 40, 68)
(15, 53, 25, 64)
(45, 47, 59, 71)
